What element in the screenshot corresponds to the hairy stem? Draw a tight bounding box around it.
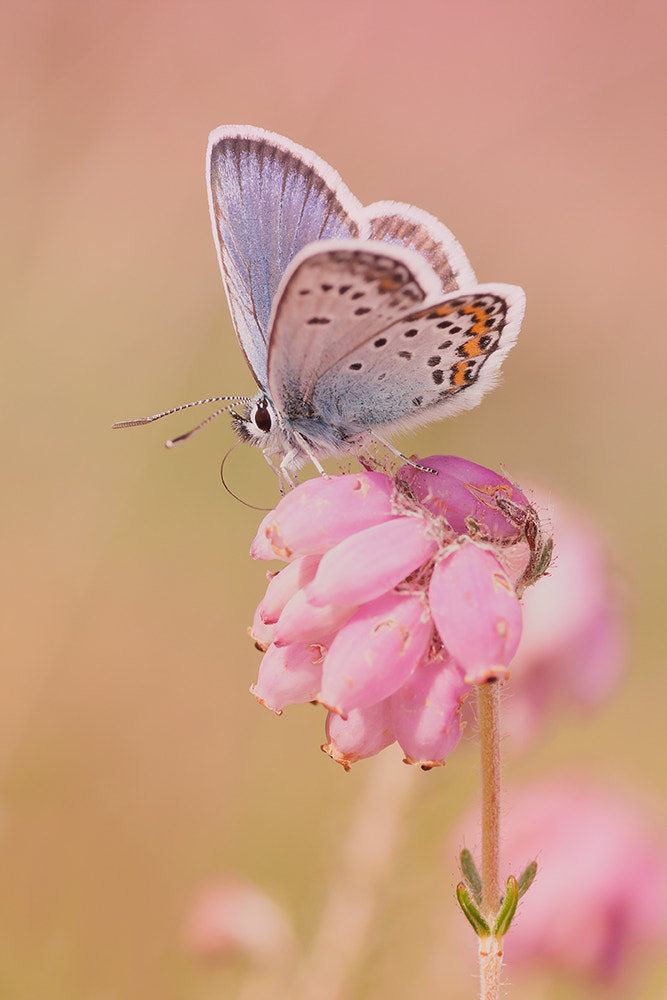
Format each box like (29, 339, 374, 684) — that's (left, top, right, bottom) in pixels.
(477, 680, 503, 1000)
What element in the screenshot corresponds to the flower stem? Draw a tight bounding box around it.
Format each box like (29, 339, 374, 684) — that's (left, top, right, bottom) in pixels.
(477, 680, 503, 999)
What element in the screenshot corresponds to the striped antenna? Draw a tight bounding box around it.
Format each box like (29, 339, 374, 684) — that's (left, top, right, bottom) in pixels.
(112, 395, 252, 447)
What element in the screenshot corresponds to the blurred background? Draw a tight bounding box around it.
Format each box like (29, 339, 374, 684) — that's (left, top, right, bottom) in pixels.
(2, 1, 666, 997)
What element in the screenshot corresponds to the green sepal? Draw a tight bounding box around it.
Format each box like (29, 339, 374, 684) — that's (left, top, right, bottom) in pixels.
(459, 848, 483, 905)
(493, 875, 519, 937)
(456, 882, 491, 937)
(533, 537, 554, 582)
(517, 859, 538, 898)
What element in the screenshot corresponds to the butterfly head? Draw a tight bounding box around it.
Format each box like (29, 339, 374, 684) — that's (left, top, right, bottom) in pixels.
(232, 393, 286, 450)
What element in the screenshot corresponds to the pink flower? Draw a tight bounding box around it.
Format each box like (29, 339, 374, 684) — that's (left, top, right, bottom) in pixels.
(503, 496, 625, 744)
(498, 779, 667, 984)
(182, 877, 296, 966)
(249, 457, 550, 768)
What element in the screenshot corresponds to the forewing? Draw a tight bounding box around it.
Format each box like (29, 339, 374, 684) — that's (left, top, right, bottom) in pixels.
(310, 284, 526, 431)
(367, 201, 477, 294)
(207, 125, 369, 388)
(267, 240, 437, 419)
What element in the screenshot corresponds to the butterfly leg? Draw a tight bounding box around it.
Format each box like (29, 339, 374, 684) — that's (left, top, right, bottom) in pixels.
(369, 432, 437, 474)
(289, 434, 330, 480)
(262, 450, 293, 495)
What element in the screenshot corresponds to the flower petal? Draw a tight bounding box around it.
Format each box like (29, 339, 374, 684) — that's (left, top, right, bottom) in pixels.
(322, 701, 395, 770)
(391, 654, 468, 767)
(251, 641, 326, 713)
(273, 589, 356, 647)
(249, 604, 274, 651)
(251, 471, 396, 561)
(429, 542, 522, 683)
(307, 516, 437, 608)
(258, 554, 321, 624)
(319, 592, 432, 715)
(399, 455, 530, 540)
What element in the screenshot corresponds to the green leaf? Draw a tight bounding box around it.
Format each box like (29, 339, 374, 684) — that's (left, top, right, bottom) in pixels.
(517, 860, 538, 898)
(459, 848, 482, 905)
(456, 882, 490, 937)
(493, 875, 519, 937)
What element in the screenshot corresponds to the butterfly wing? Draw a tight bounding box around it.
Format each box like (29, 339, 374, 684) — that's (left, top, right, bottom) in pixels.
(266, 240, 441, 418)
(266, 241, 524, 438)
(207, 126, 369, 389)
(311, 283, 525, 433)
(366, 200, 477, 293)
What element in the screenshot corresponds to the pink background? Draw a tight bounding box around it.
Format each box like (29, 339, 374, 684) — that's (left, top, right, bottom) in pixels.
(3, 1, 666, 996)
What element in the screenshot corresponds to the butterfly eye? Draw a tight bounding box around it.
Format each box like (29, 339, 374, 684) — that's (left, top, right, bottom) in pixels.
(253, 401, 272, 433)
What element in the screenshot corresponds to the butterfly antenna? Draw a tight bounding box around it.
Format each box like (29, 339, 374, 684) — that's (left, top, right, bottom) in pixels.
(112, 396, 252, 430)
(165, 402, 249, 447)
(220, 442, 273, 512)
(113, 396, 252, 447)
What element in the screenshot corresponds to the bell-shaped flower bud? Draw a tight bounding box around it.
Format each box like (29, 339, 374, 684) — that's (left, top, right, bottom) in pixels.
(319, 592, 432, 716)
(429, 542, 522, 683)
(391, 654, 469, 766)
(251, 640, 326, 713)
(322, 700, 396, 770)
(307, 516, 437, 608)
(251, 472, 396, 560)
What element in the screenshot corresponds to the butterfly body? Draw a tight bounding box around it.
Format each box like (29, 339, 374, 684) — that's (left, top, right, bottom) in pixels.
(207, 126, 526, 475)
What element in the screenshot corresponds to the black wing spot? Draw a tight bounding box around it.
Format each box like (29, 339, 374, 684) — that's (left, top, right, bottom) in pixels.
(307, 316, 331, 325)
(374, 338, 387, 347)
(438, 340, 452, 349)
(427, 355, 441, 367)
(413, 396, 423, 407)
(478, 335, 492, 349)
(321, 283, 333, 292)
(351, 291, 365, 300)
(432, 369, 445, 385)
(349, 362, 362, 371)
(436, 320, 451, 329)
(299, 289, 311, 296)
(450, 326, 462, 334)
(403, 328, 418, 338)
(354, 307, 371, 316)
(339, 284, 351, 294)
(377, 372, 387, 381)
(399, 350, 412, 360)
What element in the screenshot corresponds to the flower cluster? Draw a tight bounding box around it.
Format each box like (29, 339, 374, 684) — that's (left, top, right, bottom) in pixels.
(497, 779, 667, 983)
(249, 456, 550, 769)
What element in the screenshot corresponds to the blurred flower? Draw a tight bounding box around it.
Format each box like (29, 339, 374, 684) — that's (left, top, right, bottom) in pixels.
(182, 877, 296, 966)
(503, 496, 625, 744)
(499, 778, 667, 984)
(249, 457, 550, 768)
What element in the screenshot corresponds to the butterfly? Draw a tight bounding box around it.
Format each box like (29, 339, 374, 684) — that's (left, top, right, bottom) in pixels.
(115, 126, 525, 485)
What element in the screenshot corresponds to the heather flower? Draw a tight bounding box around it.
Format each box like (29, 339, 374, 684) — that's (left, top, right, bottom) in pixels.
(182, 877, 296, 966)
(249, 456, 550, 769)
(498, 779, 667, 984)
(503, 495, 625, 744)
